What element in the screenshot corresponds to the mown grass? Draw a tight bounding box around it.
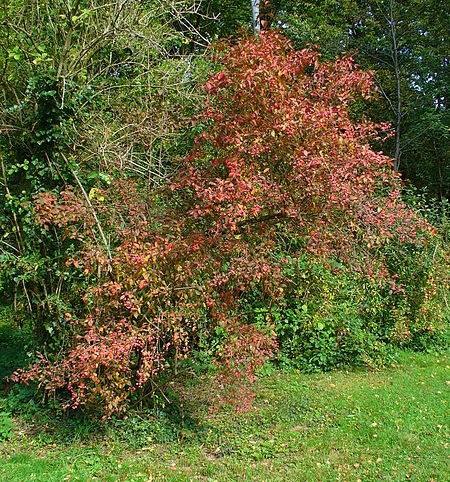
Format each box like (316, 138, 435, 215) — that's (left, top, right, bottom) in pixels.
(0, 316, 449, 481)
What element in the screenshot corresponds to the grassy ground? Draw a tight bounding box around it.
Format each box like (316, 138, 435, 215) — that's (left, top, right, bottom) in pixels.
(0, 318, 449, 481)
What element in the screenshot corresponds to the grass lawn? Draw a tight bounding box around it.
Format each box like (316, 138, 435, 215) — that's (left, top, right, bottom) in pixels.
(1, 346, 448, 482)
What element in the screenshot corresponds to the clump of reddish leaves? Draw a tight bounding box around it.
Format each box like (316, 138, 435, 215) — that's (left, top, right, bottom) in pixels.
(12, 32, 434, 418)
(180, 31, 430, 253)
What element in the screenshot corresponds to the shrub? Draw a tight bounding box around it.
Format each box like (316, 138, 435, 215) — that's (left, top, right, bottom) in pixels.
(270, 247, 449, 372)
(11, 32, 447, 417)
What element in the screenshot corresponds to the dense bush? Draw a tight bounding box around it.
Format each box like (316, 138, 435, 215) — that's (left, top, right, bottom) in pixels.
(9, 32, 449, 417)
(270, 244, 449, 372)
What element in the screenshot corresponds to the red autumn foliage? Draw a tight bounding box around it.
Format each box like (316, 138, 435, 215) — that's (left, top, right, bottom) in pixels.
(11, 32, 434, 417)
(177, 31, 429, 253)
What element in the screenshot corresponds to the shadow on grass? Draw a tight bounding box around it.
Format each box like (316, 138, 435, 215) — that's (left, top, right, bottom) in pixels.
(2, 385, 203, 447)
(0, 312, 31, 389)
(0, 308, 203, 446)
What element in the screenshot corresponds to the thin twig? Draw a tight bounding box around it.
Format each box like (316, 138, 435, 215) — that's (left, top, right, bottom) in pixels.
(60, 151, 113, 263)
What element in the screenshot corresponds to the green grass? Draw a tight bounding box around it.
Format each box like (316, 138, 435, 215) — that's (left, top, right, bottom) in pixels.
(1, 349, 448, 481)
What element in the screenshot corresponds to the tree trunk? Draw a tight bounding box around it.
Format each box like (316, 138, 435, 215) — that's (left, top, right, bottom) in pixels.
(251, 0, 261, 34)
(388, 0, 402, 171)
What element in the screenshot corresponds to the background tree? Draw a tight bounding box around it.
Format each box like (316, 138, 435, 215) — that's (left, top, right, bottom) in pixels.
(277, 0, 450, 198)
(346, 0, 449, 197)
(182, 0, 281, 41)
